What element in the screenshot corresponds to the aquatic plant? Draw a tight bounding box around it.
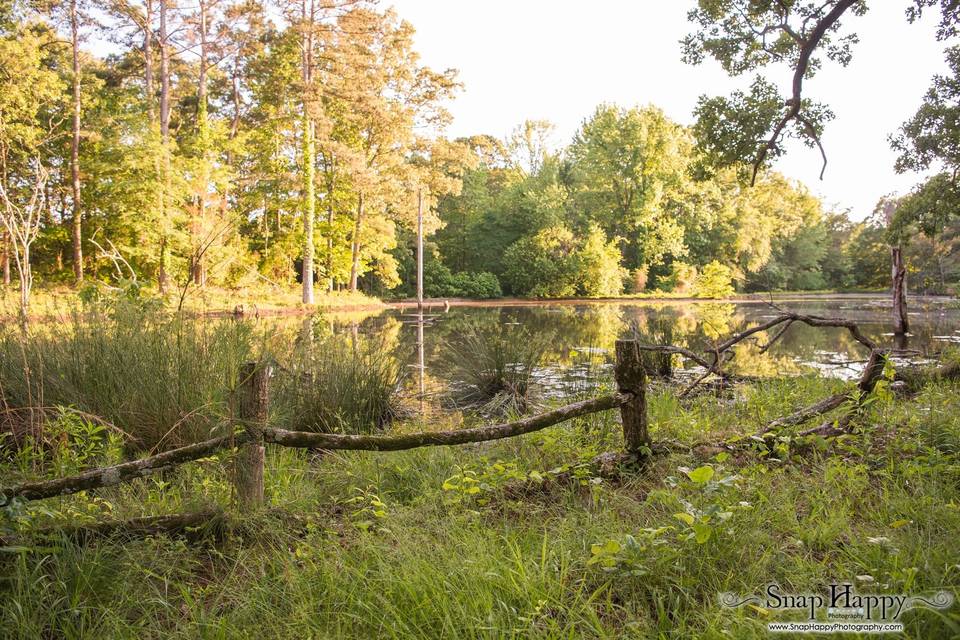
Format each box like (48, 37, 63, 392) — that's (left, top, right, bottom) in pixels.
(272, 332, 404, 434)
(439, 320, 552, 415)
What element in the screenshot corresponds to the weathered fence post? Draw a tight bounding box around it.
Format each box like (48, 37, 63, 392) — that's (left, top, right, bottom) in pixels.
(615, 339, 650, 456)
(236, 361, 269, 508)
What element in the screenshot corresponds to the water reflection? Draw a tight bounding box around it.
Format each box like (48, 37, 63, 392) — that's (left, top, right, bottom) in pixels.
(263, 297, 959, 400)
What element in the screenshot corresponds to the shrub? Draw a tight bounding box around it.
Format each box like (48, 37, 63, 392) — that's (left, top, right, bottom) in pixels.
(694, 261, 736, 299)
(423, 260, 502, 299)
(579, 225, 626, 297)
(450, 271, 502, 299)
(502, 225, 581, 297)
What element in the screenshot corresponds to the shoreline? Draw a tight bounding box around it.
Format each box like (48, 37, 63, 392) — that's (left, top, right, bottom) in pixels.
(2, 290, 953, 324)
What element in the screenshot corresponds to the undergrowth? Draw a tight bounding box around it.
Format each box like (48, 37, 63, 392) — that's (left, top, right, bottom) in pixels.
(1, 366, 958, 639)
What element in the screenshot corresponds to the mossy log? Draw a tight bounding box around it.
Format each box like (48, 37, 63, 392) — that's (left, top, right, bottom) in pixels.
(264, 393, 629, 451)
(0, 433, 248, 505)
(0, 509, 225, 546)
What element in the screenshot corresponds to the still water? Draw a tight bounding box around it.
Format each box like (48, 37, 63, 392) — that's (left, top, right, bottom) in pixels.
(281, 295, 960, 400)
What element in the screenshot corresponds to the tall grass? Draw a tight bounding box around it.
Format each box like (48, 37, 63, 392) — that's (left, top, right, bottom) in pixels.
(272, 332, 404, 434)
(0, 301, 254, 452)
(439, 320, 552, 415)
(2, 373, 959, 638)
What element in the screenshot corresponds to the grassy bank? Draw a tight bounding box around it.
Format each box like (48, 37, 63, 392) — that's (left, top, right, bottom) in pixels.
(0, 284, 384, 322)
(1, 367, 958, 638)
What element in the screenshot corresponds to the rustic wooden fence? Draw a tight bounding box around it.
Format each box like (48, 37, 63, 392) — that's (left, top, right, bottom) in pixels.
(0, 339, 651, 511)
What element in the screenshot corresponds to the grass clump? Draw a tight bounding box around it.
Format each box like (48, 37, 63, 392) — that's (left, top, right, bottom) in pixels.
(439, 320, 552, 416)
(272, 331, 404, 434)
(0, 300, 255, 452)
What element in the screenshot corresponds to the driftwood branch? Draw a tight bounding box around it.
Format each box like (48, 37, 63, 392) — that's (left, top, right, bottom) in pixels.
(639, 312, 879, 397)
(757, 349, 886, 437)
(264, 393, 629, 451)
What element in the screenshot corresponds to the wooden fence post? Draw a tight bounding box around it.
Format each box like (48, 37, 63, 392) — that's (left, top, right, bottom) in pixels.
(236, 361, 269, 508)
(615, 339, 649, 456)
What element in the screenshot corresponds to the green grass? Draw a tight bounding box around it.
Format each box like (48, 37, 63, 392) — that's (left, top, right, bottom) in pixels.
(0, 302, 404, 452)
(0, 302, 255, 451)
(1, 370, 959, 639)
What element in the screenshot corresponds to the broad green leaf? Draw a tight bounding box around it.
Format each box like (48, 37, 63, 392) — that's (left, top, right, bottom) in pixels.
(686, 465, 715, 484)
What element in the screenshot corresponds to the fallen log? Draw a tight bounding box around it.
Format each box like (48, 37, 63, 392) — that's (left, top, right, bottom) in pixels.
(0, 433, 248, 505)
(895, 359, 960, 392)
(0, 509, 225, 546)
(753, 349, 887, 439)
(264, 393, 630, 451)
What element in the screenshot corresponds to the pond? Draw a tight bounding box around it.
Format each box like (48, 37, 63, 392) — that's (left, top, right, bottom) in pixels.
(278, 294, 959, 406)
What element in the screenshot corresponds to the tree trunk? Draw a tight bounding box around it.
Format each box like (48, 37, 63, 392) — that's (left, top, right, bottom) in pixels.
(2, 231, 9, 286)
(193, 0, 209, 287)
(69, 0, 83, 284)
(416, 187, 424, 309)
(300, 0, 315, 304)
(349, 191, 364, 292)
(157, 0, 171, 294)
(159, 0, 170, 141)
(326, 167, 334, 292)
(302, 116, 315, 303)
(144, 0, 154, 120)
(892, 244, 909, 335)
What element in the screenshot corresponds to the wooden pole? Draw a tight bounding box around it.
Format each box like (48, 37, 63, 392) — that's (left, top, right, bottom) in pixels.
(236, 362, 268, 508)
(615, 339, 649, 456)
(416, 186, 424, 311)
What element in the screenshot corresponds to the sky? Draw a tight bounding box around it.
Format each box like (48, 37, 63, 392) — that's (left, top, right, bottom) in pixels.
(386, 0, 951, 220)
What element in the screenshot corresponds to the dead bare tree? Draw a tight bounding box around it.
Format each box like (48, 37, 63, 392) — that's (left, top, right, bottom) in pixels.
(0, 160, 49, 328)
(635, 310, 888, 439)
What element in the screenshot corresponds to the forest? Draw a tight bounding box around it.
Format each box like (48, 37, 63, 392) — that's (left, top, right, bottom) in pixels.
(2, 1, 960, 639)
(1, 0, 957, 310)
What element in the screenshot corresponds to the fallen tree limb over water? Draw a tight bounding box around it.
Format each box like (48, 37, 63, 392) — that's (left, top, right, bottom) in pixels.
(636, 311, 880, 398)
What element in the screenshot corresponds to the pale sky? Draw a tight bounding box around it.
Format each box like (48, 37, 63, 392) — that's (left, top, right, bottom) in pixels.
(388, 0, 951, 220)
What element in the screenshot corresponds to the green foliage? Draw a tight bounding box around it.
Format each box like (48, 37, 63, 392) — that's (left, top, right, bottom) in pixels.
(438, 320, 551, 414)
(273, 328, 403, 434)
(579, 224, 626, 297)
(567, 104, 691, 270)
(502, 225, 581, 297)
(502, 224, 627, 298)
(693, 260, 735, 298)
(422, 258, 501, 299)
(893, 45, 960, 175)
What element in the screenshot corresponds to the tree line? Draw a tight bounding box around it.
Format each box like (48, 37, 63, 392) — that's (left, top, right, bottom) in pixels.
(0, 0, 956, 317)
